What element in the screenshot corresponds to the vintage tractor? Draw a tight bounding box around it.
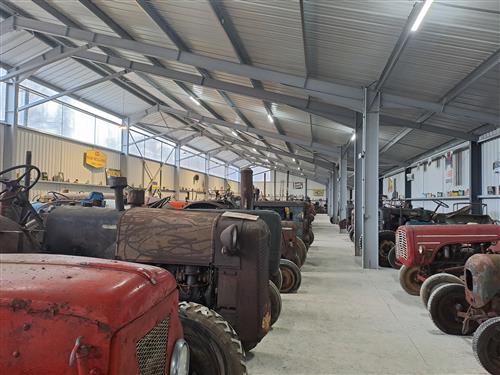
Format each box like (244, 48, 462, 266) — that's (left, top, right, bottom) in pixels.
(0, 253, 189, 375)
(395, 223, 500, 296)
(254, 201, 314, 249)
(184, 200, 304, 294)
(0, 165, 251, 374)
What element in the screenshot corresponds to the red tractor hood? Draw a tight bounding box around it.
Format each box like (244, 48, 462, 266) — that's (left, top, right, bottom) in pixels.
(396, 224, 500, 267)
(0, 253, 178, 330)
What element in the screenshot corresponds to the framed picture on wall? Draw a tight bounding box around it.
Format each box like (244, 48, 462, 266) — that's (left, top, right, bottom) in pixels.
(487, 186, 496, 195)
(293, 182, 303, 189)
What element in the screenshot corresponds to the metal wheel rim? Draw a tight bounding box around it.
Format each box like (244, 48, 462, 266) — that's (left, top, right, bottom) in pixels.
(280, 266, 296, 293)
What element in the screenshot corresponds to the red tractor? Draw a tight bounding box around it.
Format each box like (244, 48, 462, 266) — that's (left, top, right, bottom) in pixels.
(0, 253, 189, 375)
(395, 224, 500, 295)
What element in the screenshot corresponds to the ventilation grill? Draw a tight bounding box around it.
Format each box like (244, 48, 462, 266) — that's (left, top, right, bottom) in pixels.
(396, 229, 408, 260)
(136, 316, 170, 375)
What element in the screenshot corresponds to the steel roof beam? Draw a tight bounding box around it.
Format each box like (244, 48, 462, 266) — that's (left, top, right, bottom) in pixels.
(207, 0, 294, 154)
(7, 15, 497, 124)
(17, 69, 128, 111)
(128, 104, 340, 158)
(373, 2, 423, 92)
(1, 43, 93, 82)
(379, 128, 413, 154)
(416, 48, 500, 123)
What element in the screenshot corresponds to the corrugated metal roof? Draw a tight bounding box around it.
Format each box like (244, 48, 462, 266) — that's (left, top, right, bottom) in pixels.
(1, 0, 498, 177)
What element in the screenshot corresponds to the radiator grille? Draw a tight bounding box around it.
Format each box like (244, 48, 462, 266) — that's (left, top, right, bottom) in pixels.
(396, 229, 408, 260)
(136, 316, 170, 375)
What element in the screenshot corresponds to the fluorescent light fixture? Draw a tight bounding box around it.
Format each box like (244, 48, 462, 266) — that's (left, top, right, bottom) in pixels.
(411, 0, 434, 32)
(297, 167, 300, 170)
(292, 158, 296, 162)
(189, 96, 200, 105)
(232, 130, 238, 137)
(253, 148, 257, 153)
(351, 133, 356, 141)
(267, 114, 274, 123)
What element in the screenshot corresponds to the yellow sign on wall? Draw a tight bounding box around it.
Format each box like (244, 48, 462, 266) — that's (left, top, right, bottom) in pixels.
(312, 189, 325, 196)
(84, 150, 107, 169)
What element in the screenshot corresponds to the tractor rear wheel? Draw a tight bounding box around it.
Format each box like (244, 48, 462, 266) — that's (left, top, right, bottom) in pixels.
(179, 301, 247, 375)
(269, 281, 282, 326)
(279, 259, 302, 293)
(428, 283, 474, 335)
(399, 265, 422, 296)
(378, 230, 396, 268)
(420, 273, 463, 309)
(387, 247, 401, 270)
(296, 237, 307, 267)
(473, 317, 500, 375)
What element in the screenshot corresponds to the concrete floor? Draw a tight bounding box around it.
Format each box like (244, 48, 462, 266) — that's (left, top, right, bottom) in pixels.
(247, 214, 486, 375)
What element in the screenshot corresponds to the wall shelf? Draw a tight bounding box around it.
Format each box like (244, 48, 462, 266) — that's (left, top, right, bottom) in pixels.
(478, 195, 500, 200)
(36, 180, 111, 189)
(385, 196, 470, 202)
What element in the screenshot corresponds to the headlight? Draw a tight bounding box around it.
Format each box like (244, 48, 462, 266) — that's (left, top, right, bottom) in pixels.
(220, 224, 239, 255)
(170, 339, 189, 375)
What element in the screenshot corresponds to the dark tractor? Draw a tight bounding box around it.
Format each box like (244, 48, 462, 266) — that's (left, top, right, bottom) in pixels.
(254, 201, 314, 249)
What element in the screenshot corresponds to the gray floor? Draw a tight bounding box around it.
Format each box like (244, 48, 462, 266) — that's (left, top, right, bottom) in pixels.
(247, 214, 486, 375)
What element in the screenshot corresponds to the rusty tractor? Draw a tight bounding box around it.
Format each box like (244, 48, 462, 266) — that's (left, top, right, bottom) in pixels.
(425, 254, 500, 374)
(0, 165, 251, 374)
(0, 253, 190, 375)
(395, 223, 500, 296)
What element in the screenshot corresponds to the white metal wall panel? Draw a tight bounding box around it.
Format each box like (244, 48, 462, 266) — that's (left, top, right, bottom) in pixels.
(179, 168, 206, 197)
(481, 137, 500, 219)
(0, 123, 4, 168)
(208, 176, 225, 192)
(127, 156, 144, 188)
(383, 171, 406, 199)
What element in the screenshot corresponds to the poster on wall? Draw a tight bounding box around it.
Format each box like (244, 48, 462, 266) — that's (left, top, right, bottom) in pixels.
(387, 178, 394, 193)
(444, 152, 453, 184)
(312, 189, 324, 197)
(84, 150, 107, 170)
(293, 182, 303, 189)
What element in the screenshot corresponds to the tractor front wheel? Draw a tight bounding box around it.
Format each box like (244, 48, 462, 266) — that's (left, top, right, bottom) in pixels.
(269, 281, 282, 326)
(296, 237, 307, 267)
(473, 317, 500, 375)
(279, 259, 302, 293)
(378, 230, 396, 268)
(399, 265, 422, 296)
(387, 247, 401, 270)
(179, 301, 247, 375)
(428, 283, 474, 335)
(420, 273, 463, 309)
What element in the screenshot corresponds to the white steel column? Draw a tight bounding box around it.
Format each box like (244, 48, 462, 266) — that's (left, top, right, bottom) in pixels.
(354, 113, 363, 257)
(331, 166, 339, 223)
(174, 145, 181, 199)
(120, 118, 129, 180)
(362, 89, 380, 269)
(339, 145, 348, 231)
(205, 154, 210, 198)
(3, 81, 18, 173)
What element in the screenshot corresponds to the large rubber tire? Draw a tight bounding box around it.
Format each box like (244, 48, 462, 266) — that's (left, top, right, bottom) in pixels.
(378, 230, 396, 268)
(309, 230, 314, 246)
(349, 229, 354, 242)
(296, 237, 307, 267)
(270, 270, 283, 291)
(279, 259, 302, 294)
(428, 283, 474, 335)
(420, 273, 463, 309)
(269, 281, 282, 327)
(387, 247, 401, 270)
(399, 265, 422, 296)
(330, 217, 335, 224)
(473, 317, 500, 375)
(179, 301, 247, 375)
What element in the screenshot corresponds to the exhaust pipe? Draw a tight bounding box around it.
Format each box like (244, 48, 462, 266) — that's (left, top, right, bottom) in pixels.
(107, 176, 128, 211)
(240, 168, 254, 210)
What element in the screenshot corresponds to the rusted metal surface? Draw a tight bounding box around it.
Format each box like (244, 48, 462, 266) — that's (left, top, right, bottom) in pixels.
(0, 253, 182, 374)
(396, 224, 500, 268)
(465, 254, 500, 309)
(281, 221, 299, 261)
(116, 207, 219, 266)
(240, 168, 254, 210)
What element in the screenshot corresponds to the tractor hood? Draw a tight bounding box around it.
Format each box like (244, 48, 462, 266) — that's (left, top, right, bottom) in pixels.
(465, 254, 500, 308)
(0, 253, 178, 330)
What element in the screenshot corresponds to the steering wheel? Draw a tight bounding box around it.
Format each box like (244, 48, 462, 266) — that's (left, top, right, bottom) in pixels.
(0, 165, 41, 202)
(432, 199, 449, 209)
(47, 191, 71, 201)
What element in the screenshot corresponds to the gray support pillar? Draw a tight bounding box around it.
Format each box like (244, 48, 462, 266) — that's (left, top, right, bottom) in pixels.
(273, 169, 277, 200)
(354, 112, 363, 257)
(120, 119, 129, 180)
(470, 141, 482, 214)
(362, 89, 380, 269)
(286, 170, 290, 200)
(327, 173, 333, 217)
(224, 164, 229, 191)
(339, 145, 348, 231)
(305, 178, 308, 199)
(404, 167, 412, 200)
(174, 145, 181, 199)
(3, 81, 19, 173)
(263, 172, 267, 198)
(205, 155, 210, 198)
(332, 167, 339, 223)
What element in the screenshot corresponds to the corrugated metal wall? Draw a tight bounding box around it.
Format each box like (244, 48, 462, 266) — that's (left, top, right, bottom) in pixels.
(0, 124, 4, 168)
(382, 171, 405, 198)
(481, 137, 500, 219)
